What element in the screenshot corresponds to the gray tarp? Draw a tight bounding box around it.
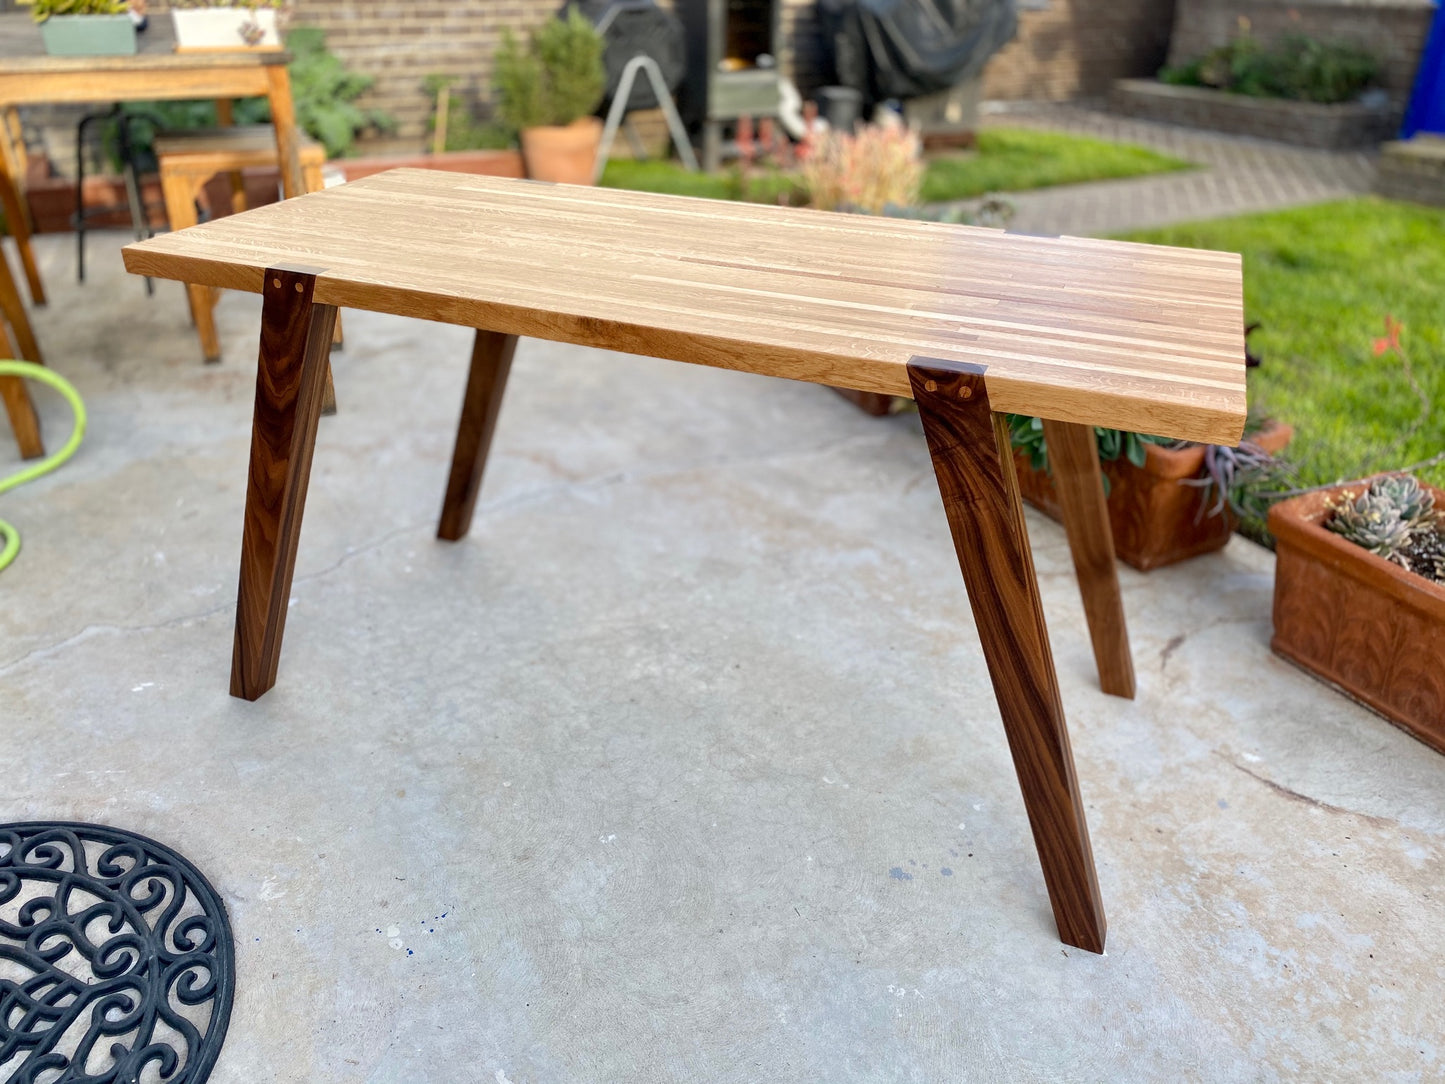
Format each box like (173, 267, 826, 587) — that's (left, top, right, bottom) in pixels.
(818, 0, 1019, 104)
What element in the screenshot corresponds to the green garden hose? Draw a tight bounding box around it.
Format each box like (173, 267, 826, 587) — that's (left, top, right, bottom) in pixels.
(0, 361, 87, 574)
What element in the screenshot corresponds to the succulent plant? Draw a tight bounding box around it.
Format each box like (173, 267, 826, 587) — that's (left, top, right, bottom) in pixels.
(1326, 474, 1438, 561)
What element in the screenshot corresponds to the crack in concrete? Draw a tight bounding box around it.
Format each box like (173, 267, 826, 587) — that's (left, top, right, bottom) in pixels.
(1222, 755, 1399, 830)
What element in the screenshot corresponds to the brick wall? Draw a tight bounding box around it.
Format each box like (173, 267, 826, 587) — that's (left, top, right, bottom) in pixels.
(1166, 0, 1436, 100)
(982, 0, 1180, 101)
(283, 0, 820, 154)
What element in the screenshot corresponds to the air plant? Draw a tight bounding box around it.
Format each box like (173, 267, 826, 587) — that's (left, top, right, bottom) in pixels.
(1182, 436, 1293, 523)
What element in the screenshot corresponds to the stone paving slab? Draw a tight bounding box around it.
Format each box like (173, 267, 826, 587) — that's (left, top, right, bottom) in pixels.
(972, 101, 1378, 237)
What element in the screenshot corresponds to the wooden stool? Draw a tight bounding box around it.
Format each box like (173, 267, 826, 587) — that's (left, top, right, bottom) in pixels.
(156, 125, 327, 363)
(0, 239, 45, 460)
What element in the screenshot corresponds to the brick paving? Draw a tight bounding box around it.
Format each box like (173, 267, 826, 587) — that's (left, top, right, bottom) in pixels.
(968, 100, 1378, 237)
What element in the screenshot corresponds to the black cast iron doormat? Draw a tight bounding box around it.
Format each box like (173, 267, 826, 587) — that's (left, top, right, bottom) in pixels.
(0, 822, 235, 1084)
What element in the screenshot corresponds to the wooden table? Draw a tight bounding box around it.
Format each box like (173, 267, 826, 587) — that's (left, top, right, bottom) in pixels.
(0, 12, 304, 311)
(123, 170, 1247, 954)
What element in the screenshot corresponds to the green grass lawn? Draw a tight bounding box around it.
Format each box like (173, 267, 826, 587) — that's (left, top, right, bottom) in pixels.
(1123, 198, 1445, 488)
(919, 128, 1189, 202)
(600, 127, 1189, 205)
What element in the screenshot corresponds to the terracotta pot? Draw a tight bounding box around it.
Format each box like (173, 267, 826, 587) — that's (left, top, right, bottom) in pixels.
(1014, 421, 1294, 572)
(1269, 479, 1445, 753)
(519, 118, 603, 185)
(338, 149, 525, 183)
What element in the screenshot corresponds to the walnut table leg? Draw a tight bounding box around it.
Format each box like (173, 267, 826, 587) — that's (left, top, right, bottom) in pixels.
(437, 329, 516, 542)
(909, 356, 1107, 955)
(230, 266, 337, 701)
(1041, 418, 1136, 699)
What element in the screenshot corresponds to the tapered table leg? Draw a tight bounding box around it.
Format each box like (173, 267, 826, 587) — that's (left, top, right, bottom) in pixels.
(230, 266, 337, 701)
(909, 356, 1107, 955)
(1041, 418, 1135, 699)
(438, 329, 517, 542)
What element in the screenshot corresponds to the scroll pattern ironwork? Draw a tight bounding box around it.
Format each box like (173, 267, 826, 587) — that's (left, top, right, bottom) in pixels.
(0, 822, 234, 1083)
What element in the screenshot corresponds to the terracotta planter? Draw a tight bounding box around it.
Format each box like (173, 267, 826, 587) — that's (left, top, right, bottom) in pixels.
(1269, 480, 1445, 753)
(1014, 421, 1294, 571)
(519, 118, 603, 185)
(338, 148, 524, 183)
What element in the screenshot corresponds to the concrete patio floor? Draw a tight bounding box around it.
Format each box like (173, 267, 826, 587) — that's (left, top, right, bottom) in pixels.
(3, 232, 1444, 1082)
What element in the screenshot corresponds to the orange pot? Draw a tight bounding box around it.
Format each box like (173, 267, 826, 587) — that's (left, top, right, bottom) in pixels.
(1014, 421, 1294, 571)
(1269, 479, 1445, 752)
(519, 117, 603, 185)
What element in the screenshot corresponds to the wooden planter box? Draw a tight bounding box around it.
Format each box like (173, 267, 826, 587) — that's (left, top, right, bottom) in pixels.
(1014, 421, 1293, 572)
(1269, 481, 1445, 754)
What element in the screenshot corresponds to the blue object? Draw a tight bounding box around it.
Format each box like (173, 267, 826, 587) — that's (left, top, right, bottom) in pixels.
(1403, 2, 1445, 137)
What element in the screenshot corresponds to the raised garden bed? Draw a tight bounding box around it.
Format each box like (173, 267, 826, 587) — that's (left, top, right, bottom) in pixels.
(1269, 479, 1445, 753)
(1375, 136, 1445, 207)
(1110, 79, 1397, 149)
(1014, 420, 1293, 572)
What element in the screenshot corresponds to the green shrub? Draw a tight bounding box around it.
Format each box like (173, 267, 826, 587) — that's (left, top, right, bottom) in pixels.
(1159, 32, 1379, 104)
(287, 26, 395, 157)
(31, 0, 125, 18)
(492, 8, 605, 130)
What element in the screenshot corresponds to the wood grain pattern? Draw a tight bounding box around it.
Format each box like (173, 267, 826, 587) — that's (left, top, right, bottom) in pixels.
(910, 356, 1107, 954)
(438, 329, 517, 542)
(0, 253, 40, 457)
(122, 169, 1248, 446)
(0, 172, 43, 307)
(1270, 483, 1445, 753)
(0, 370, 41, 460)
(230, 266, 337, 702)
(1040, 418, 1136, 699)
(0, 237, 41, 365)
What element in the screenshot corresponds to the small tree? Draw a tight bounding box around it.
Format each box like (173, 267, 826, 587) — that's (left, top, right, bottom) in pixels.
(492, 8, 605, 131)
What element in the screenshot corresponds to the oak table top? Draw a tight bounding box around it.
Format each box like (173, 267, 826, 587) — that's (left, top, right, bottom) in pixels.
(123, 168, 1247, 444)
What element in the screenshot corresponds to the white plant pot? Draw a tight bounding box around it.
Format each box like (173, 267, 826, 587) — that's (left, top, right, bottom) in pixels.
(171, 8, 280, 50)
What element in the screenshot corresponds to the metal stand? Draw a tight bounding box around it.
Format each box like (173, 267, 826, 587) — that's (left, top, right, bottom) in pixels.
(592, 54, 700, 184)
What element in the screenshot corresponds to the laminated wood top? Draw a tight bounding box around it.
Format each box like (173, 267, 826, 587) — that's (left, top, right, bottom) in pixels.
(123, 168, 1248, 444)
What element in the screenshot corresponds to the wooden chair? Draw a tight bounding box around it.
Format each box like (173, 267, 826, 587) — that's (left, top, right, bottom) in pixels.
(155, 125, 327, 363)
(0, 238, 44, 460)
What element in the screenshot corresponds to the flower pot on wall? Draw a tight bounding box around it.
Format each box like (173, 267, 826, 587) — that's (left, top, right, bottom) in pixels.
(1269, 480, 1445, 753)
(39, 15, 137, 56)
(519, 117, 603, 185)
(172, 8, 281, 50)
(1014, 420, 1294, 571)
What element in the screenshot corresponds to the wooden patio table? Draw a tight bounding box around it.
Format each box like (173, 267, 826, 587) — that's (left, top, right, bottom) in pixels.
(122, 169, 1246, 954)
(0, 14, 306, 458)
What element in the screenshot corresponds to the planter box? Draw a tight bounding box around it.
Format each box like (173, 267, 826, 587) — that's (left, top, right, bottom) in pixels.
(1375, 136, 1445, 207)
(172, 8, 280, 50)
(1110, 79, 1398, 149)
(338, 149, 524, 183)
(1014, 421, 1293, 572)
(1269, 480, 1445, 754)
(39, 14, 136, 56)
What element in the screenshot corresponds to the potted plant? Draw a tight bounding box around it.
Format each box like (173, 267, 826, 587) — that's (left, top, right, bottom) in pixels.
(170, 0, 285, 50)
(491, 7, 606, 184)
(1009, 416, 1294, 571)
(31, 0, 137, 57)
(1270, 473, 1445, 752)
